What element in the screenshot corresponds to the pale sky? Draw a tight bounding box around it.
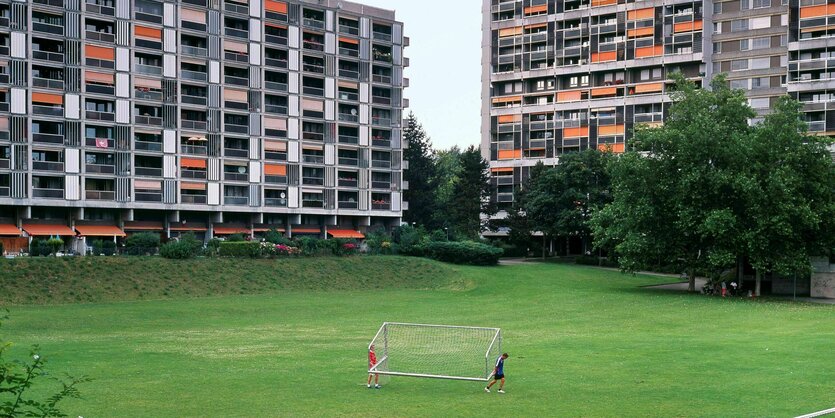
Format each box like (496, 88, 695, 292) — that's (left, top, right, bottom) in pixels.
(359, 0, 483, 151)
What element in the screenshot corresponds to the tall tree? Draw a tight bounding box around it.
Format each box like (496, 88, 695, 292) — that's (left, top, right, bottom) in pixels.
(592, 74, 753, 292)
(740, 97, 835, 295)
(402, 112, 437, 228)
(432, 146, 463, 227)
(447, 145, 495, 239)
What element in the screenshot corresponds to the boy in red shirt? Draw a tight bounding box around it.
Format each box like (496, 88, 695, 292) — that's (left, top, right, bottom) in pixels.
(367, 345, 381, 389)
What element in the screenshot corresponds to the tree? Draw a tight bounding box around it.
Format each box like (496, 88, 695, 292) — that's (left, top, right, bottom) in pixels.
(447, 145, 495, 239)
(592, 74, 753, 292)
(432, 146, 462, 228)
(740, 97, 835, 295)
(524, 150, 612, 256)
(494, 162, 548, 256)
(402, 112, 438, 229)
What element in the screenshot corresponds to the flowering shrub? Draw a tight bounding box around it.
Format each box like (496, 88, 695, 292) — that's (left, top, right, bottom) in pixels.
(275, 244, 300, 256)
(342, 243, 357, 255)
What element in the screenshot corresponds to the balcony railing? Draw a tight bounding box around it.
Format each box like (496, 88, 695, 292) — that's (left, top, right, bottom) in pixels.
(181, 144, 207, 155)
(264, 175, 287, 184)
(33, 133, 65, 144)
(264, 104, 288, 115)
(224, 27, 249, 39)
(181, 194, 207, 204)
(224, 196, 248, 205)
(338, 24, 360, 35)
(33, 188, 64, 199)
(224, 172, 248, 182)
(135, 191, 162, 202)
(338, 201, 359, 209)
(86, 110, 116, 122)
(134, 64, 163, 76)
(225, 148, 248, 158)
(371, 202, 392, 210)
(85, 137, 114, 148)
(302, 86, 324, 96)
(302, 199, 324, 208)
(339, 47, 359, 57)
(372, 117, 391, 127)
(182, 120, 207, 131)
(339, 135, 359, 144)
(134, 167, 162, 177)
(372, 96, 392, 105)
(372, 31, 393, 42)
(33, 77, 64, 90)
(265, 34, 288, 46)
(181, 169, 207, 179)
(0, 159, 8, 169)
(265, 81, 288, 92)
(302, 131, 324, 141)
(338, 68, 360, 80)
(224, 51, 249, 63)
(135, 141, 163, 152)
(181, 70, 208, 82)
(302, 155, 324, 164)
(182, 94, 208, 106)
(33, 21, 64, 35)
(265, 197, 288, 207)
(32, 50, 64, 63)
(86, 30, 115, 43)
(32, 105, 64, 117)
(86, 190, 115, 200)
(338, 157, 358, 166)
(88, 84, 116, 96)
(224, 123, 248, 134)
(224, 75, 248, 86)
(265, 57, 288, 69)
(303, 18, 325, 29)
(338, 113, 359, 123)
(371, 160, 391, 168)
(265, 151, 287, 161)
(224, 2, 249, 15)
(86, 3, 116, 16)
(372, 74, 392, 84)
(32, 161, 64, 172)
(371, 181, 391, 189)
(338, 179, 358, 187)
(338, 91, 359, 101)
(302, 177, 324, 186)
(372, 139, 391, 148)
(86, 164, 116, 174)
(135, 115, 163, 126)
(0, 186, 9, 197)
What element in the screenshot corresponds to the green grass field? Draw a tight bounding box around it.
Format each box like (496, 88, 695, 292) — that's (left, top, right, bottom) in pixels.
(1, 257, 833, 417)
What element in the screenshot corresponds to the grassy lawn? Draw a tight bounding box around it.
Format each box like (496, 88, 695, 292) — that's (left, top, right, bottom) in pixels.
(1, 257, 833, 417)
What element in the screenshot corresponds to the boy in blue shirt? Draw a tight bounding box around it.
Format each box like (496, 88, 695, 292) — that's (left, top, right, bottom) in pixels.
(484, 353, 509, 394)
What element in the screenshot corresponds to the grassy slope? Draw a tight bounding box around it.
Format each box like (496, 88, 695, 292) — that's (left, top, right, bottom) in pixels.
(1, 259, 833, 417)
(0, 256, 457, 305)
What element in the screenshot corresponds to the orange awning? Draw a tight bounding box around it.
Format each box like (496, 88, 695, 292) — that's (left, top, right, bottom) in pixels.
(22, 224, 76, 236)
(253, 226, 286, 233)
(32, 92, 63, 105)
(213, 226, 251, 235)
(123, 221, 164, 231)
(491, 167, 514, 173)
(134, 25, 162, 39)
(264, 164, 287, 176)
(339, 36, 359, 45)
(86, 45, 115, 60)
(292, 228, 321, 234)
(170, 225, 208, 231)
(327, 229, 365, 239)
(265, 0, 288, 13)
(0, 224, 21, 236)
(181, 158, 207, 169)
(75, 225, 127, 237)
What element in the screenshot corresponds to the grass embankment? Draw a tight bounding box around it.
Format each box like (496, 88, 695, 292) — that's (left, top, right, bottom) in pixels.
(1, 260, 833, 417)
(0, 256, 457, 305)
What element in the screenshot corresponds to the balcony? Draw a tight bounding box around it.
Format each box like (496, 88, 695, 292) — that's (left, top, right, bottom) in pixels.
(372, 117, 391, 127)
(86, 163, 116, 174)
(33, 133, 65, 145)
(224, 123, 248, 134)
(32, 105, 64, 117)
(265, 197, 288, 207)
(85, 137, 114, 148)
(224, 172, 248, 182)
(338, 201, 359, 209)
(224, 75, 248, 86)
(339, 135, 359, 144)
(134, 64, 162, 76)
(224, 2, 249, 15)
(339, 47, 359, 58)
(303, 18, 325, 30)
(339, 68, 360, 80)
(88, 83, 115, 96)
(0, 158, 8, 169)
(302, 177, 324, 186)
(180, 45, 208, 57)
(372, 74, 392, 84)
(265, 56, 288, 69)
(182, 94, 208, 106)
(265, 81, 288, 92)
(181, 144, 207, 155)
(372, 96, 392, 106)
(224, 27, 249, 39)
(265, 33, 288, 46)
(135, 115, 163, 126)
(182, 120, 208, 131)
(302, 62, 325, 74)
(86, 110, 116, 122)
(224, 148, 249, 158)
(302, 155, 324, 164)
(373, 31, 393, 43)
(181, 169, 207, 180)
(134, 167, 162, 177)
(224, 196, 248, 205)
(302, 131, 324, 141)
(371, 181, 391, 189)
(135, 141, 163, 152)
(338, 178, 358, 187)
(32, 161, 64, 172)
(33, 21, 64, 36)
(0, 186, 8, 197)
(302, 39, 324, 52)
(302, 198, 324, 208)
(86, 30, 115, 43)
(86, 1, 116, 16)
(32, 50, 65, 63)
(33, 188, 64, 199)
(181, 194, 207, 204)
(371, 201, 391, 210)
(225, 51, 249, 64)
(264, 174, 287, 184)
(338, 113, 359, 123)
(86, 190, 115, 200)
(181, 70, 208, 82)
(135, 191, 162, 202)
(372, 138, 391, 148)
(339, 23, 360, 36)
(338, 157, 358, 166)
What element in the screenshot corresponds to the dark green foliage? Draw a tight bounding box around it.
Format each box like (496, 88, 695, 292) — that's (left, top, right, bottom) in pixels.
(225, 233, 246, 242)
(218, 242, 262, 258)
(394, 225, 429, 257)
(0, 241, 4, 255)
(328, 238, 358, 256)
(365, 230, 396, 255)
(402, 112, 439, 229)
(91, 240, 116, 256)
(29, 239, 50, 257)
(295, 237, 330, 256)
(206, 238, 222, 256)
(264, 229, 292, 246)
(46, 238, 63, 255)
(124, 232, 160, 256)
(160, 234, 202, 260)
(425, 241, 503, 266)
(575, 255, 619, 268)
(446, 146, 495, 239)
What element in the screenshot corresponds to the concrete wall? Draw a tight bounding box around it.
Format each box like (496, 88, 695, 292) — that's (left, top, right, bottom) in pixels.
(810, 257, 835, 299)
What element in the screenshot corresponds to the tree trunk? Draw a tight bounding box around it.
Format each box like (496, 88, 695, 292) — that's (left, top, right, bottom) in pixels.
(737, 256, 744, 283)
(541, 236, 546, 259)
(688, 267, 696, 293)
(755, 269, 762, 297)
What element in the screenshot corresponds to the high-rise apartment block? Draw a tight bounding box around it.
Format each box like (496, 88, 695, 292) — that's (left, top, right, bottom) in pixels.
(0, 0, 408, 252)
(482, 0, 833, 212)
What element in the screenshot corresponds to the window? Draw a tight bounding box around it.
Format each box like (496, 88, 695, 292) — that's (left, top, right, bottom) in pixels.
(749, 97, 770, 109)
(652, 68, 662, 79)
(740, 0, 750, 10)
(780, 55, 787, 67)
(751, 77, 769, 89)
(640, 69, 650, 80)
(780, 35, 787, 46)
(713, 62, 722, 73)
(752, 37, 770, 49)
(581, 75, 589, 86)
(713, 22, 721, 34)
(781, 14, 788, 26)
(730, 79, 748, 89)
(751, 17, 770, 29)
(740, 39, 750, 51)
(713, 42, 721, 53)
(731, 19, 749, 32)
(731, 59, 748, 71)
(751, 57, 770, 69)
(569, 76, 578, 87)
(713, 2, 722, 13)
(753, 0, 770, 8)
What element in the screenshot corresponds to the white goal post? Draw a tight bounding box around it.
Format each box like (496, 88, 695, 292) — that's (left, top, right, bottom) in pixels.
(367, 322, 502, 382)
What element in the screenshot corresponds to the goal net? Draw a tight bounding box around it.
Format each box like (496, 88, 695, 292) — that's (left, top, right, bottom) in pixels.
(367, 322, 502, 382)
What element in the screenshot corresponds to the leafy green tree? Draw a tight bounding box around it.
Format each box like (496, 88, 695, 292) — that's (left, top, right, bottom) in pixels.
(432, 146, 463, 228)
(740, 97, 835, 295)
(592, 74, 753, 292)
(402, 112, 438, 229)
(447, 146, 495, 239)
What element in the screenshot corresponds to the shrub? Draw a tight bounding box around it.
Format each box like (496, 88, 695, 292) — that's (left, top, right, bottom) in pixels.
(160, 239, 198, 259)
(29, 239, 51, 257)
(206, 238, 222, 256)
(47, 238, 64, 255)
(295, 237, 330, 256)
(264, 229, 292, 246)
(0, 241, 4, 255)
(124, 232, 160, 255)
(226, 233, 247, 242)
(426, 241, 504, 266)
(218, 241, 262, 258)
(395, 225, 429, 257)
(273, 243, 301, 256)
(91, 240, 116, 256)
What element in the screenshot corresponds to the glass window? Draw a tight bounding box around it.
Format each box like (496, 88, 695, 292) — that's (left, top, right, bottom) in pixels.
(731, 19, 749, 32)
(713, 2, 722, 13)
(740, 0, 750, 10)
(751, 77, 769, 89)
(713, 42, 721, 53)
(752, 37, 770, 49)
(750, 97, 770, 109)
(731, 59, 748, 71)
(751, 57, 770, 69)
(752, 0, 770, 8)
(740, 39, 750, 51)
(730, 79, 748, 89)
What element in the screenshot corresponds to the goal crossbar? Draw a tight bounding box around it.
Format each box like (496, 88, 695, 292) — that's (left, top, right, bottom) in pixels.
(367, 322, 502, 382)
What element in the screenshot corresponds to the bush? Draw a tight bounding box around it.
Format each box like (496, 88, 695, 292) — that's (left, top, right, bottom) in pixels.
(91, 240, 116, 256)
(124, 232, 160, 255)
(226, 233, 247, 242)
(295, 237, 330, 257)
(160, 235, 202, 260)
(218, 241, 262, 258)
(0, 241, 4, 255)
(264, 229, 292, 246)
(206, 238, 222, 256)
(425, 241, 504, 266)
(47, 238, 64, 255)
(395, 225, 429, 257)
(29, 239, 51, 257)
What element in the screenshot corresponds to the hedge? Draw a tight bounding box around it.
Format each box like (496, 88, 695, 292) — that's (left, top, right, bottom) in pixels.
(426, 241, 503, 266)
(218, 241, 262, 258)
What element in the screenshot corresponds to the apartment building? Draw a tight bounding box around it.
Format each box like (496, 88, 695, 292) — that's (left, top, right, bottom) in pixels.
(482, 0, 832, 213)
(0, 0, 408, 253)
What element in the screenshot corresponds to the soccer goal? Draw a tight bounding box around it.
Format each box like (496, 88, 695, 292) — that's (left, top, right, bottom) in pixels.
(367, 322, 502, 382)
